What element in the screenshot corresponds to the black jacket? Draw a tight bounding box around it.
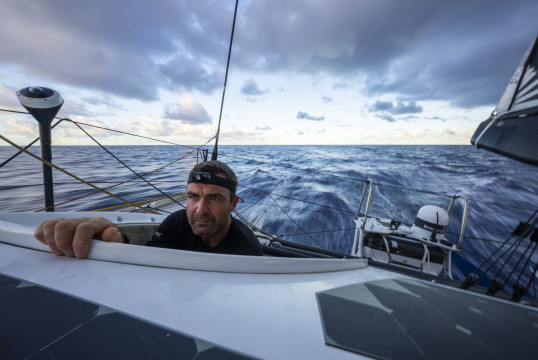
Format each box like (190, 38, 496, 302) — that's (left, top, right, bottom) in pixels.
(145, 209, 263, 256)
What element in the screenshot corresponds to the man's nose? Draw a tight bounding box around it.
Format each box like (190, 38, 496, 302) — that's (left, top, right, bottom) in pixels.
(195, 198, 210, 214)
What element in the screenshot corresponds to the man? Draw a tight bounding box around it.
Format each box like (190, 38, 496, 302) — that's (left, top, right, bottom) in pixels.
(34, 160, 263, 258)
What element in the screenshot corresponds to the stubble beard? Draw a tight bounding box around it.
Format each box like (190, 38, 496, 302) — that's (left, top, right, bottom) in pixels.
(190, 214, 220, 239)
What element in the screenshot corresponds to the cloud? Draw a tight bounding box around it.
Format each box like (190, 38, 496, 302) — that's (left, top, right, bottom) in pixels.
(255, 125, 272, 131)
(369, 100, 423, 115)
(239, 0, 537, 107)
(241, 79, 269, 96)
(0, 83, 23, 109)
(0, 117, 37, 136)
(322, 96, 333, 103)
(0, 1, 235, 101)
(1, 0, 536, 118)
(159, 54, 223, 94)
(368, 100, 424, 123)
(297, 111, 325, 121)
(132, 117, 175, 137)
(378, 114, 396, 123)
(61, 117, 116, 139)
(163, 94, 212, 124)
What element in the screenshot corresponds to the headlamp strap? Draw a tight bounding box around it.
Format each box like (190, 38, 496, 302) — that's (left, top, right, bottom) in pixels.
(187, 172, 237, 193)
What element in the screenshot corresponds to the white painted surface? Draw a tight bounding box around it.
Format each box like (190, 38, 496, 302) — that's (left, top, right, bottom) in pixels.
(0, 212, 367, 274)
(0, 242, 402, 359)
(0, 211, 404, 359)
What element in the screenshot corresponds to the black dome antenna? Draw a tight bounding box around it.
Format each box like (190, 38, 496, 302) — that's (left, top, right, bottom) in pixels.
(17, 86, 64, 211)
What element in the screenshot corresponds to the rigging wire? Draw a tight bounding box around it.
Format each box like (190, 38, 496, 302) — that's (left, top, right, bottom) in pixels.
(460, 209, 538, 293)
(92, 192, 186, 212)
(514, 241, 538, 284)
(36, 124, 215, 211)
(0, 125, 531, 251)
(0, 119, 64, 169)
(2, 109, 534, 216)
(66, 118, 185, 209)
(240, 184, 356, 215)
(0, 108, 204, 150)
(211, 0, 239, 161)
(65, 119, 206, 150)
(218, 151, 538, 208)
(0, 109, 213, 211)
(0, 132, 159, 214)
(267, 193, 326, 249)
(1, 109, 535, 257)
(0, 180, 185, 191)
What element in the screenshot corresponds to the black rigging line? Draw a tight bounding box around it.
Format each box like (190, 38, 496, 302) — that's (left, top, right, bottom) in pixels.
(515, 241, 538, 284)
(66, 119, 202, 150)
(281, 227, 356, 237)
(528, 262, 538, 298)
(267, 193, 326, 249)
(506, 237, 536, 280)
(67, 119, 185, 209)
(218, 151, 538, 210)
(0, 108, 204, 150)
(219, 152, 372, 185)
(491, 236, 526, 280)
(0, 180, 185, 191)
(0, 108, 28, 115)
(240, 184, 356, 215)
(211, 0, 239, 161)
(0, 119, 64, 168)
(467, 209, 538, 281)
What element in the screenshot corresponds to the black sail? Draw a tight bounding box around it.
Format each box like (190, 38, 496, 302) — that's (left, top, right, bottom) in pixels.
(471, 35, 538, 165)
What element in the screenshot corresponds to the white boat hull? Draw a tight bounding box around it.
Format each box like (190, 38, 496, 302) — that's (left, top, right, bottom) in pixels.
(1, 212, 537, 359)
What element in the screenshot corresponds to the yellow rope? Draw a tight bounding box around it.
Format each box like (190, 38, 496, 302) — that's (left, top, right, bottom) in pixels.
(92, 192, 186, 212)
(0, 133, 159, 214)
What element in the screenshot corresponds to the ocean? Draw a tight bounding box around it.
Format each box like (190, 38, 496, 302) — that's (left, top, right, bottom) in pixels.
(1, 144, 538, 294)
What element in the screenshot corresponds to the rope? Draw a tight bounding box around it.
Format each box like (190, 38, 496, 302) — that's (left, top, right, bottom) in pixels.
(267, 193, 326, 249)
(66, 119, 204, 150)
(0, 133, 158, 214)
(93, 192, 186, 212)
(2, 107, 536, 269)
(466, 209, 538, 284)
(67, 119, 184, 208)
(219, 151, 538, 208)
(36, 121, 214, 211)
(240, 184, 356, 215)
(0, 119, 64, 168)
(515, 241, 538, 283)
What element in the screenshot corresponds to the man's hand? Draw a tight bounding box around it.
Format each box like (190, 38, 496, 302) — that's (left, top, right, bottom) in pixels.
(34, 217, 124, 259)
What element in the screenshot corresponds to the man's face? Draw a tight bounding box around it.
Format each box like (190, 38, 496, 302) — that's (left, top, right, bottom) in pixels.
(186, 174, 238, 243)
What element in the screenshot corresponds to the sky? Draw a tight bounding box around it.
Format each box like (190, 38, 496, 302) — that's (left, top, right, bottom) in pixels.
(0, 0, 537, 146)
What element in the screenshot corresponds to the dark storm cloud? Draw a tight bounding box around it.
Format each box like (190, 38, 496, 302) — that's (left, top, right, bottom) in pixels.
(238, 0, 538, 107)
(159, 55, 223, 94)
(297, 111, 325, 121)
(0, 0, 234, 100)
(1, 0, 536, 110)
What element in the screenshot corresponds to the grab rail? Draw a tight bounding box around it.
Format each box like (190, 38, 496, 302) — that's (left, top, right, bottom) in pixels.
(354, 180, 469, 249)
